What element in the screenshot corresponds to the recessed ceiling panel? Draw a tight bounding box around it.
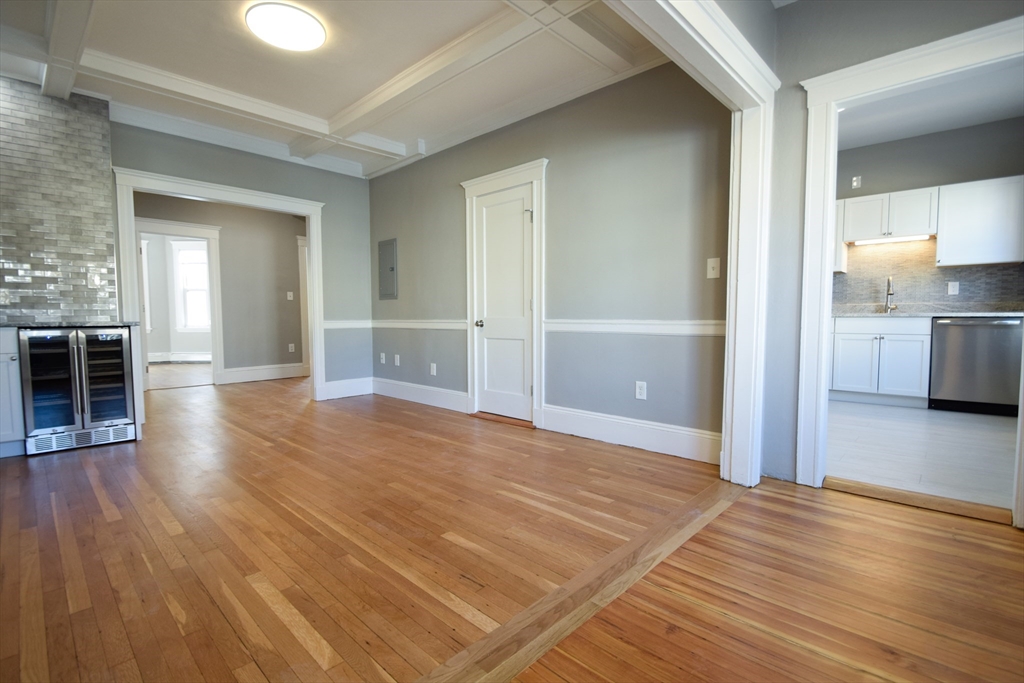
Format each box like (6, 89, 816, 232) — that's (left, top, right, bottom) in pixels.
(1, 0, 48, 37)
(86, 0, 509, 119)
(367, 31, 605, 143)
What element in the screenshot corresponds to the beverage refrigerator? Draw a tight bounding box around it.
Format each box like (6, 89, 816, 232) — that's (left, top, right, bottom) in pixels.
(19, 327, 136, 454)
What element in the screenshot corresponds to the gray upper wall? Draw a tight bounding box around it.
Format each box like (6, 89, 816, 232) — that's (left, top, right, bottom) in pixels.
(109, 123, 371, 322)
(761, 0, 1024, 481)
(836, 117, 1024, 200)
(134, 193, 305, 369)
(715, 0, 777, 68)
(369, 63, 732, 322)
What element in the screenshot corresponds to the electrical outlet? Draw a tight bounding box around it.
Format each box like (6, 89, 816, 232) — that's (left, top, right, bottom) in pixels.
(947, 282, 959, 295)
(707, 257, 721, 279)
(380, 352, 386, 364)
(394, 354, 400, 366)
(288, 343, 295, 353)
(635, 381, 647, 400)
(286, 291, 294, 301)
(430, 363, 436, 376)
(852, 176, 862, 189)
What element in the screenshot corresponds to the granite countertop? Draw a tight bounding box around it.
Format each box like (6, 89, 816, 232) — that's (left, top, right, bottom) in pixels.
(0, 322, 140, 328)
(833, 303, 1024, 318)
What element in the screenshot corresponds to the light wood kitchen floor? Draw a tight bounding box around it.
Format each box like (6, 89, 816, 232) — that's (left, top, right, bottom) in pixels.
(827, 400, 1018, 508)
(147, 361, 213, 390)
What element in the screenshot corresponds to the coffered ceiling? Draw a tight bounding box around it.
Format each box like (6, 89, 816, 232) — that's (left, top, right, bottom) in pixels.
(0, 0, 667, 178)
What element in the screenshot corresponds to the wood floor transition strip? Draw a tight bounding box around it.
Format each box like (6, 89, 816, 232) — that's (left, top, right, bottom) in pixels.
(471, 412, 537, 429)
(822, 476, 1012, 525)
(417, 479, 747, 683)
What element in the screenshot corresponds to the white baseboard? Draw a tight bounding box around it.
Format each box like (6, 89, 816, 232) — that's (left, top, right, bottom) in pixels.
(0, 440, 26, 458)
(215, 362, 306, 385)
(829, 390, 928, 409)
(540, 404, 722, 465)
(316, 377, 372, 400)
(372, 378, 470, 413)
(149, 352, 212, 363)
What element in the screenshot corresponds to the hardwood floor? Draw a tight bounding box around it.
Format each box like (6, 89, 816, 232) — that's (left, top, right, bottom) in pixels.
(0, 377, 726, 683)
(518, 478, 1024, 683)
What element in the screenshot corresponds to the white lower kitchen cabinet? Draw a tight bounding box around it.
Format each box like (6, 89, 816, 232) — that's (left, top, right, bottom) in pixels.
(832, 333, 879, 393)
(0, 328, 25, 456)
(832, 318, 932, 399)
(877, 334, 931, 397)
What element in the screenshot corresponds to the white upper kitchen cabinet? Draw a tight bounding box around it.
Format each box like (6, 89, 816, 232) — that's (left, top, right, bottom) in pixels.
(843, 194, 889, 242)
(936, 175, 1024, 266)
(888, 187, 938, 238)
(834, 200, 848, 273)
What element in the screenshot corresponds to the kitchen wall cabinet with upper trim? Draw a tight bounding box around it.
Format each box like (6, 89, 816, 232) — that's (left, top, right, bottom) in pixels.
(842, 187, 938, 242)
(936, 175, 1024, 267)
(831, 318, 931, 399)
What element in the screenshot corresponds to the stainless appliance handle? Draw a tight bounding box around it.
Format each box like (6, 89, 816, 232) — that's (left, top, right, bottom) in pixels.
(934, 319, 1021, 325)
(69, 333, 82, 417)
(77, 332, 91, 419)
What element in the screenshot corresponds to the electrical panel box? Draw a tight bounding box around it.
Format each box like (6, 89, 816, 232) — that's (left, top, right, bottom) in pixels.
(378, 238, 397, 300)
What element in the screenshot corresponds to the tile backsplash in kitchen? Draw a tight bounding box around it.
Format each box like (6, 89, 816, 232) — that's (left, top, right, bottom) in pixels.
(0, 77, 118, 325)
(833, 239, 1023, 315)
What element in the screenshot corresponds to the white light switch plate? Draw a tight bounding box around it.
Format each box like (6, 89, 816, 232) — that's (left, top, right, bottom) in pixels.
(707, 257, 721, 279)
(947, 282, 959, 295)
(394, 354, 400, 366)
(286, 291, 294, 300)
(430, 363, 436, 376)
(380, 353, 385, 364)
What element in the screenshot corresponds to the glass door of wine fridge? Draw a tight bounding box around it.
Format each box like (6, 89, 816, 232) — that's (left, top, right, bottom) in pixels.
(19, 329, 83, 436)
(80, 329, 134, 429)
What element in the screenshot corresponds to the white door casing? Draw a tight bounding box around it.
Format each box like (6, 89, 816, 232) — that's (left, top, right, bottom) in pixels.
(463, 159, 547, 425)
(473, 184, 534, 420)
(795, 17, 1024, 528)
(298, 236, 310, 374)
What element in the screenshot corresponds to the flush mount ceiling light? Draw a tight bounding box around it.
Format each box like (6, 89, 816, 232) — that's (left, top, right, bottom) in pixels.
(245, 3, 326, 51)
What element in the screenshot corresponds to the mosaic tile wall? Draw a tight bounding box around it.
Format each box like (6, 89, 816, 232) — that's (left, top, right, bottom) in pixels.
(833, 239, 1024, 314)
(0, 77, 118, 325)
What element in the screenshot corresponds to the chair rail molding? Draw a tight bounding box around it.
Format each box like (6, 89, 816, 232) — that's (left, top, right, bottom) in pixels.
(606, 0, 780, 488)
(794, 18, 1024, 529)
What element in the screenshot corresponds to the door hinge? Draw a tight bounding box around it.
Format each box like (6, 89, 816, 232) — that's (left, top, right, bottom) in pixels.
(530, 298, 533, 311)
(530, 386, 533, 397)
(526, 209, 533, 223)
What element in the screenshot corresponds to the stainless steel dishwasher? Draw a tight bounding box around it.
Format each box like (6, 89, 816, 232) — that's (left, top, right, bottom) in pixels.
(929, 317, 1023, 416)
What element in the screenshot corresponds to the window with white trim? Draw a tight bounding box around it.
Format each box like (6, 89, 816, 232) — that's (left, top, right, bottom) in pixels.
(171, 240, 210, 331)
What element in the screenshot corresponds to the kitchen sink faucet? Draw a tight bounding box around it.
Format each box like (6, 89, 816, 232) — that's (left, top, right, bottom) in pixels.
(885, 276, 898, 315)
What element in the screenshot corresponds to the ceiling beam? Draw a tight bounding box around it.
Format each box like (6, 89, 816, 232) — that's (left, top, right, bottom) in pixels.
(326, 8, 540, 137)
(41, 0, 94, 99)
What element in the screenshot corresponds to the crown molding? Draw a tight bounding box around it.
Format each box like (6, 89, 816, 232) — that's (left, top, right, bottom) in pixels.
(109, 103, 363, 178)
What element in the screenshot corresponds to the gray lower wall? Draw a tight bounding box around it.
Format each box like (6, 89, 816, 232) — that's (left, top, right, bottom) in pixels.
(372, 329, 467, 392)
(837, 117, 1024, 200)
(324, 328, 373, 382)
(0, 78, 118, 325)
(546, 332, 725, 433)
(134, 193, 305, 369)
(762, 0, 1024, 481)
(369, 64, 731, 432)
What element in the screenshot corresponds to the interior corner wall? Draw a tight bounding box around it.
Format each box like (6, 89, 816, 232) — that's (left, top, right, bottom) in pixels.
(369, 64, 732, 434)
(766, 0, 1024, 481)
(109, 123, 373, 379)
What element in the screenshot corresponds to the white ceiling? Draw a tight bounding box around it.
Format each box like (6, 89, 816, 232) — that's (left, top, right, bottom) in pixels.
(838, 56, 1024, 150)
(0, 0, 667, 178)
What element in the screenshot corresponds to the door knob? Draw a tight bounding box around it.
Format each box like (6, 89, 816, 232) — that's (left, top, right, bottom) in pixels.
(475, 320, 484, 328)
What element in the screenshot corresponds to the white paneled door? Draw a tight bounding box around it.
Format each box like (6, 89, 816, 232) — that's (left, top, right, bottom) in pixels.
(473, 183, 533, 421)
